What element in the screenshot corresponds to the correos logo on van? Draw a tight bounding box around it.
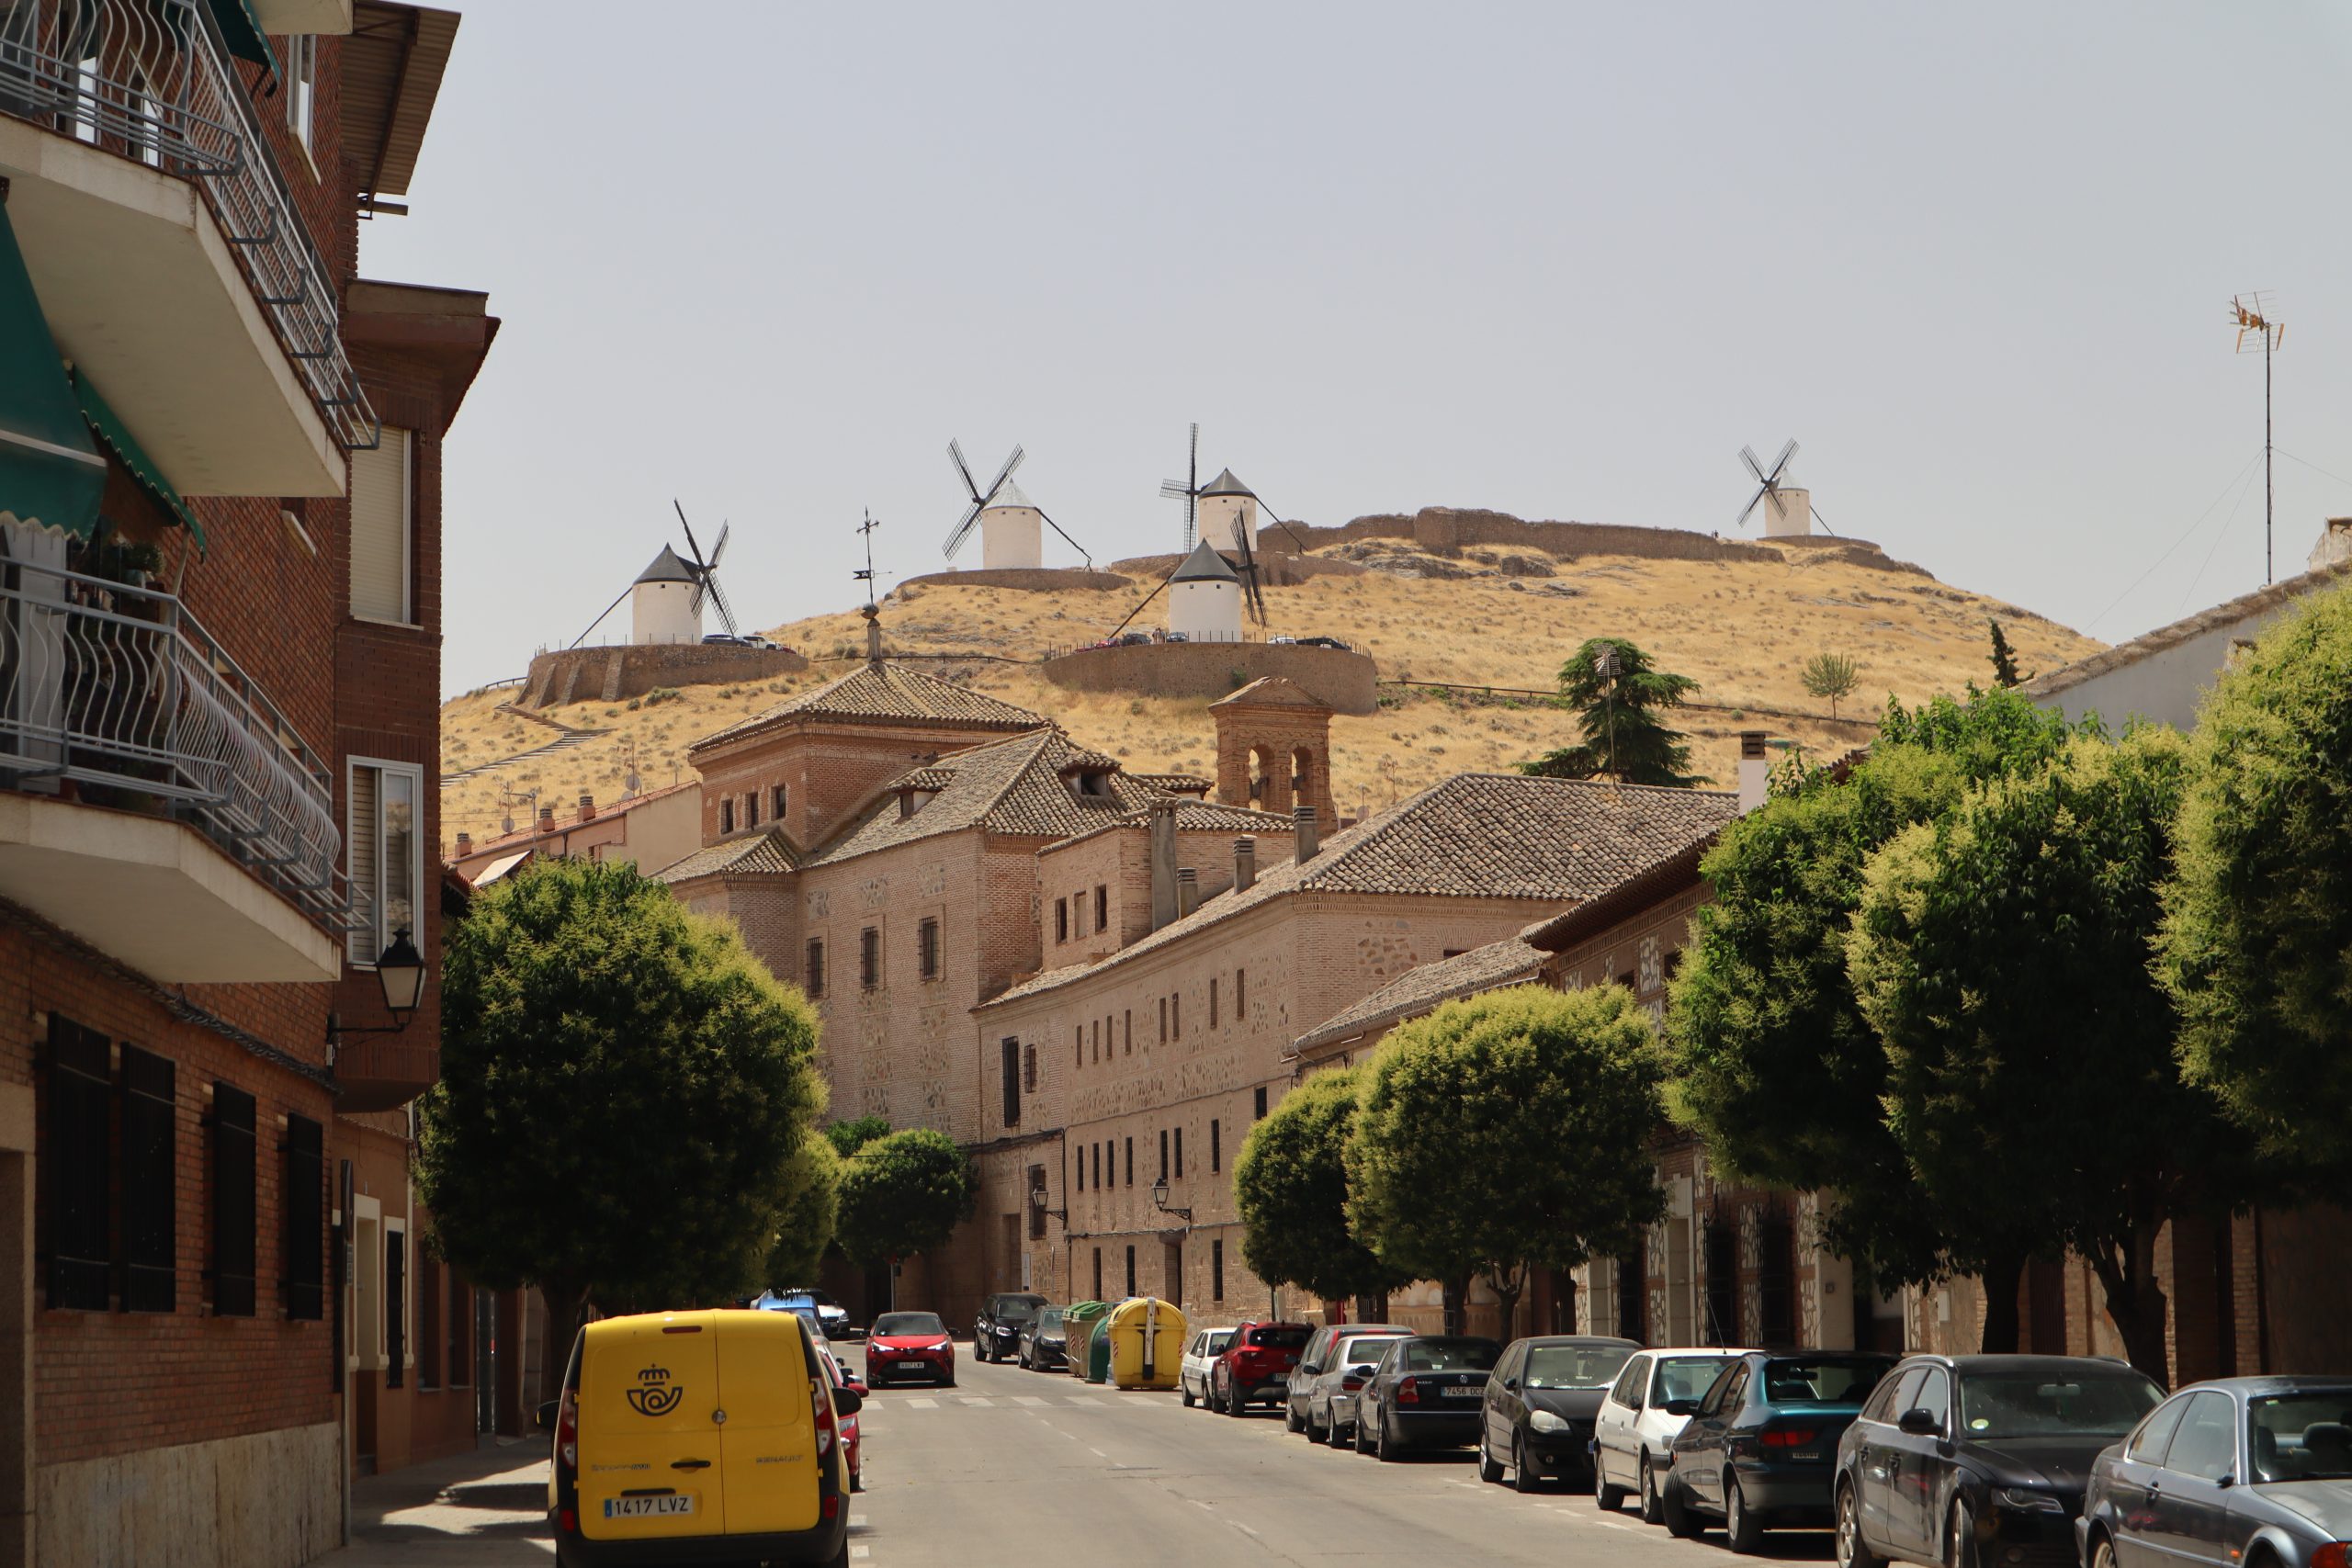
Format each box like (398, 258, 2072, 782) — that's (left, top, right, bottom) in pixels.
(625, 1363, 684, 1418)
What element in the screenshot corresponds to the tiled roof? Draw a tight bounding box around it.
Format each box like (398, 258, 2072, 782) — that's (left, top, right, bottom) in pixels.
(654, 828, 801, 885)
(1131, 773, 1213, 795)
(690, 662, 1046, 752)
(1211, 674, 1329, 713)
(2023, 560, 2348, 702)
(808, 729, 1172, 869)
(1292, 937, 1547, 1054)
(461, 781, 697, 855)
(1043, 796, 1296, 854)
(981, 773, 1741, 1008)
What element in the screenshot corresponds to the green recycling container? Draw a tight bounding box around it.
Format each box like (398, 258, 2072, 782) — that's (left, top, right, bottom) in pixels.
(1062, 1299, 1114, 1383)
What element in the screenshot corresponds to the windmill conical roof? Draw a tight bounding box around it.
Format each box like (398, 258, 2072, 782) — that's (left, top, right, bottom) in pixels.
(1172, 539, 1239, 584)
(1201, 468, 1255, 499)
(983, 478, 1037, 512)
(636, 544, 698, 585)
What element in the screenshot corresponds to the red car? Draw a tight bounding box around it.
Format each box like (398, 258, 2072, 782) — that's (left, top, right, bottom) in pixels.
(820, 1348, 866, 1490)
(864, 1309, 956, 1387)
(1211, 1321, 1314, 1415)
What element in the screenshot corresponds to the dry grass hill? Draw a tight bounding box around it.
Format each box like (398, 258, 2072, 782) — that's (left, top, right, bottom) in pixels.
(440, 531, 2101, 851)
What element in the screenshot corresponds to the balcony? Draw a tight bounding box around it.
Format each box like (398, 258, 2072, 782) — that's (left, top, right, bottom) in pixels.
(0, 0, 376, 496)
(0, 554, 346, 982)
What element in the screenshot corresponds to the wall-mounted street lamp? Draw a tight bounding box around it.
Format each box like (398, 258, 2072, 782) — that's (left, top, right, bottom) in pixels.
(1028, 1184, 1066, 1226)
(1148, 1178, 1192, 1224)
(325, 928, 427, 1069)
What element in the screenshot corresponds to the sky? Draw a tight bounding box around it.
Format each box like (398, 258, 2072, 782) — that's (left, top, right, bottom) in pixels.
(356, 1, 2352, 697)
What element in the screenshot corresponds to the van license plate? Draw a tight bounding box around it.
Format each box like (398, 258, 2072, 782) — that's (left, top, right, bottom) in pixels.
(604, 1495, 695, 1518)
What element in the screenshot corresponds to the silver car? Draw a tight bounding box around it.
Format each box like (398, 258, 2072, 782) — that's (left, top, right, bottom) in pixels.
(2078, 1376, 2352, 1568)
(1305, 1330, 1412, 1446)
(1180, 1327, 1236, 1409)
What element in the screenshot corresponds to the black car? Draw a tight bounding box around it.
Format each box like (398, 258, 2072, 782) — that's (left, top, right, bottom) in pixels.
(2078, 1376, 2352, 1568)
(1478, 1336, 1638, 1494)
(1660, 1349, 1897, 1551)
(1017, 1306, 1069, 1371)
(1351, 1335, 1505, 1461)
(974, 1292, 1046, 1363)
(1298, 634, 1351, 650)
(1832, 1353, 2161, 1568)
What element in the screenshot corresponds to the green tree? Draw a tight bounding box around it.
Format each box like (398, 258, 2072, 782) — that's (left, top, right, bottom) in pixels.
(416, 858, 822, 1392)
(825, 1115, 891, 1158)
(1234, 1066, 1410, 1314)
(1519, 637, 1706, 786)
(1849, 728, 2250, 1377)
(764, 1133, 844, 1289)
(1801, 650, 1862, 721)
(1987, 619, 2031, 688)
(2161, 581, 2352, 1174)
(836, 1129, 978, 1280)
(1345, 987, 1665, 1337)
(1665, 688, 2093, 1347)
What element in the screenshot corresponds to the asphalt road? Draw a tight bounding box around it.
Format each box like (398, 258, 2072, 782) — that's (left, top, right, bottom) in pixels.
(849, 1349, 1841, 1567)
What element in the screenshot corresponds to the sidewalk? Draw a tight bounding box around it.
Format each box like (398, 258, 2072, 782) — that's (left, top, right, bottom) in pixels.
(307, 1440, 554, 1565)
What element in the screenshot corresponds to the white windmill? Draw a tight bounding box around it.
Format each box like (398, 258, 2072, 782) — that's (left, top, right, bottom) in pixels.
(1735, 440, 1813, 537)
(629, 502, 738, 644)
(943, 440, 1095, 570)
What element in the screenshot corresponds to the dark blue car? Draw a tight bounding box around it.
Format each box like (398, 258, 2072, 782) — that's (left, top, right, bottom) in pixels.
(1662, 1350, 1898, 1551)
(1351, 1335, 1505, 1461)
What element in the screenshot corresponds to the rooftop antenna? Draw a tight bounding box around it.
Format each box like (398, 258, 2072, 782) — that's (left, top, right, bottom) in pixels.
(2232, 293, 2285, 584)
(1160, 422, 1203, 548)
(673, 500, 740, 637)
(855, 509, 881, 609)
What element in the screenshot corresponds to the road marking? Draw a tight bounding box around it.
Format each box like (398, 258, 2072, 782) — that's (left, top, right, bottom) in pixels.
(1230, 1522, 1260, 1539)
(1012, 1396, 1047, 1406)
(1593, 1517, 1635, 1532)
(850, 1514, 867, 1527)
(1090, 1448, 1109, 1459)
(959, 1397, 995, 1407)
(1065, 1397, 1103, 1406)
(851, 1548, 869, 1561)
(905, 1398, 937, 1409)
(1191, 1500, 1216, 1513)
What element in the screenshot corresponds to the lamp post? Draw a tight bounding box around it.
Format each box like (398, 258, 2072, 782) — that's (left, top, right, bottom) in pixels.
(325, 928, 428, 1069)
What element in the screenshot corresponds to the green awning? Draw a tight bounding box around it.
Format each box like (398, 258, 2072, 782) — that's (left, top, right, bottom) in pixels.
(0, 207, 107, 541)
(70, 368, 207, 554)
(206, 0, 279, 78)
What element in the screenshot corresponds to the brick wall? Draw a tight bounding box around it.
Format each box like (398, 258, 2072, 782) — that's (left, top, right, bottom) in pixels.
(691, 719, 1026, 849)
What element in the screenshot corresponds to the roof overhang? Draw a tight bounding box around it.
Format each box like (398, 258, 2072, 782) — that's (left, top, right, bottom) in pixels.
(342, 277, 498, 418)
(345, 2, 461, 208)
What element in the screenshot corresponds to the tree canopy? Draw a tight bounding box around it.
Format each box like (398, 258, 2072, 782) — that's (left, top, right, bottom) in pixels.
(1234, 1066, 1409, 1308)
(765, 1133, 844, 1289)
(1519, 637, 1705, 786)
(2162, 581, 2352, 1177)
(835, 1128, 978, 1267)
(1345, 986, 1665, 1336)
(1986, 619, 2031, 688)
(824, 1115, 891, 1158)
(1801, 650, 1862, 721)
(415, 857, 822, 1384)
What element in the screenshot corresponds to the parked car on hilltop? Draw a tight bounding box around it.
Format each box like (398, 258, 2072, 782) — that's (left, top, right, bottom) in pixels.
(1211, 1321, 1313, 1415)
(1017, 1306, 1069, 1371)
(1351, 1335, 1504, 1461)
(2077, 1376, 2352, 1568)
(1658, 1349, 1896, 1550)
(865, 1310, 957, 1388)
(1593, 1345, 1753, 1523)
(974, 1292, 1046, 1363)
(1297, 635, 1351, 650)
(1476, 1335, 1639, 1493)
(1829, 1353, 2160, 1568)
(1285, 1323, 1409, 1436)
(1306, 1328, 1414, 1447)
(1181, 1327, 1237, 1409)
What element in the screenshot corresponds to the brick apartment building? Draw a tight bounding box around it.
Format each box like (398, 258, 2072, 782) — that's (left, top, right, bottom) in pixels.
(448, 777, 702, 888)
(0, 3, 493, 1563)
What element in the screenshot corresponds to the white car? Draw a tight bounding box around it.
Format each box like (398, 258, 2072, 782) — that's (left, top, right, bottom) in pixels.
(1592, 1347, 1752, 1524)
(1180, 1327, 1237, 1409)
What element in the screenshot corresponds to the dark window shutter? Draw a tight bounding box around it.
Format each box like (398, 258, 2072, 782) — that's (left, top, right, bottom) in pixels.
(282, 1115, 324, 1320)
(385, 1231, 406, 1388)
(1704, 1219, 1738, 1347)
(1617, 1251, 1646, 1343)
(1000, 1038, 1020, 1128)
(1758, 1212, 1795, 1347)
(119, 1045, 176, 1314)
(209, 1083, 257, 1316)
(43, 1016, 112, 1311)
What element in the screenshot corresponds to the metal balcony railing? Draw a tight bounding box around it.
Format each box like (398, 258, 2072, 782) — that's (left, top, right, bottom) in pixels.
(0, 0, 379, 451)
(0, 555, 359, 932)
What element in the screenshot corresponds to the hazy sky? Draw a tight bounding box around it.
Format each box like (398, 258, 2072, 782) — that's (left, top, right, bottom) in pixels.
(359, 2, 2352, 696)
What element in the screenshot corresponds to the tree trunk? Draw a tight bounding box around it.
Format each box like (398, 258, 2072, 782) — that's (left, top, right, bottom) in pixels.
(1353, 1293, 1391, 1324)
(539, 1276, 586, 1403)
(1441, 1273, 1469, 1337)
(2086, 1220, 2173, 1382)
(1977, 1248, 2026, 1353)
(1485, 1262, 1530, 1344)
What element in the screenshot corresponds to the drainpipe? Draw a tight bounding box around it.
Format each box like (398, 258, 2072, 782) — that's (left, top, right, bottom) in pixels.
(1294, 806, 1319, 864)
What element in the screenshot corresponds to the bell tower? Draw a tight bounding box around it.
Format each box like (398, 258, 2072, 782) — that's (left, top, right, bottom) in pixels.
(1210, 676, 1334, 827)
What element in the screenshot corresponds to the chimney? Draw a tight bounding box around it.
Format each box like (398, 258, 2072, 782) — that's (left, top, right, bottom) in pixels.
(537, 805, 556, 834)
(1176, 867, 1199, 919)
(1294, 805, 1319, 863)
(578, 793, 596, 822)
(1148, 799, 1180, 930)
(863, 604, 883, 668)
(1737, 731, 1771, 813)
(455, 831, 472, 858)
(1232, 837, 1256, 893)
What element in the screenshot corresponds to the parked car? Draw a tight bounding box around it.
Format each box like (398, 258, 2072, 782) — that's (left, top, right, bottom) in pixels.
(1165, 631, 1190, 643)
(1118, 631, 1153, 647)
(1830, 1353, 2161, 1568)
(864, 1310, 957, 1388)
(1593, 1346, 1752, 1523)
(1306, 1329, 1415, 1446)
(1477, 1335, 1640, 1493)
(539, 1308, 856, 1568)
(757, 1288, 856, 1342)
(820, 1343, 866, 1492)
(974, 1292, 1047, 1363)
(1351, 1335, 1504, 1461)
(1297, 635, 1351, 650)
(1268, 635, 1298, 646)
(1017, 1306, 1069, 1371)
(701, 633, 747, 646)
(1182, 1327, 1237, 1408)
(1211, 1321, 1314, 1415)
(1285, 1323, 1409, 1435)
(1657, 1349, 1897, 1549)
(2078, 1376, 2352, 1568)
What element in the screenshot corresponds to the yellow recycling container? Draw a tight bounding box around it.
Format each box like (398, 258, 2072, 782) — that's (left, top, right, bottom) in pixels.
(1106, 1297, 1187, 1390)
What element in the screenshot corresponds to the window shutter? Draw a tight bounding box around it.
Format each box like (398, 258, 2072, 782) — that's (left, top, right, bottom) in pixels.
(349, 427, 412, 623)
(1000, 1038, 1020, 1128)
(43, 1016, 112, 1310)
(209, 1083, 257, 1316)
(384, 1231, 406, 1388)
(283, 1115, 324, 1320)
(347, 765, 379, 964)
(119, 1044, 176, 1314)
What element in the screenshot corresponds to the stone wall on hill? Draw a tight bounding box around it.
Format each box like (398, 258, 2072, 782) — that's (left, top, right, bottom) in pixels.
(1042, 642, 1379, 715)
(523, 641, 808, 709)
(1264, 505, 1931, 575)
(898, 567, 1135, 593)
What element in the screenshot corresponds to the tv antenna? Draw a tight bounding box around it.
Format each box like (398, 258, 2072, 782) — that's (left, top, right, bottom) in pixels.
(943, 439, 1094, 568)
(854, 510, 882, 608)
(1160, 422, 1204, 548)
(673, 500, 739, 637)
(2232, 293, 2285, 584)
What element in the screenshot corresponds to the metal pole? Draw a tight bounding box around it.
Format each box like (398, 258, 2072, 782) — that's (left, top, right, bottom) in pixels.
(2265, 329, 2274, 585)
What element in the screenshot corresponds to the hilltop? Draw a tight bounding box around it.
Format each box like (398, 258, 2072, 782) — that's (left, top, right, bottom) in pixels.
(440, 523, 2099, 850)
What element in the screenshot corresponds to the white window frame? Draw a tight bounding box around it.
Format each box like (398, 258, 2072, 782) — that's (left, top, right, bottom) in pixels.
(287, 34, 317, 167)
(347, 755, 425, 966)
